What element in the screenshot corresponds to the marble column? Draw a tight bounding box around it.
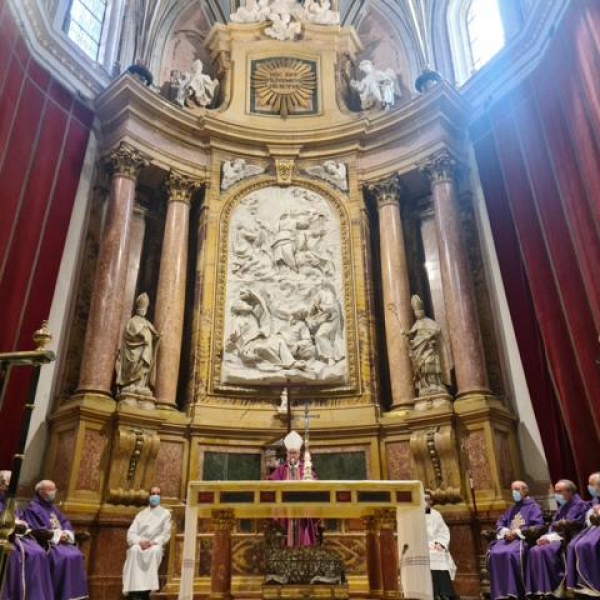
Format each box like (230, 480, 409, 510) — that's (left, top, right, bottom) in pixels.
(210, 509, 235, 600)
(363, 515, 383, 597)
(120, 205, 147, 337)
(154, 172, 200, 409)
(376, 509, 399, 599)
(77, 143, 149, 395)
(421, 150, 489, 396)
(368, 176, 415, 409)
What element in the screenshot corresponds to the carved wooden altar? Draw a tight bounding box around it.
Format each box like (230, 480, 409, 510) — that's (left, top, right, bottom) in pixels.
(178, 480, 431, 600)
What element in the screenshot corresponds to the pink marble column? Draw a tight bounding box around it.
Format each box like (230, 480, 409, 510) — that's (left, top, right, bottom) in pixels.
(421, 150, 489, 396)
(369, 176, 415, 409)
(154, 172, 200, 409)
(78, 143, 149, 395)
(119, 205, 147, 339)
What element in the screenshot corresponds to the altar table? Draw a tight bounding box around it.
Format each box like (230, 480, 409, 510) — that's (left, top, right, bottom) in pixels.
(178, 480, 433, 600)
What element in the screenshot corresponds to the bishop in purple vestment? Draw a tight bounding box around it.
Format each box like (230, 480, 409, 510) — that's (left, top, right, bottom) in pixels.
(487, 481, 544, 599)
(267, 431, 319, 547)
(20, 480, 88, 600)
(566, 472, 600, 596)
(0, 470, 53, 600)
(525, 479, 587, 597)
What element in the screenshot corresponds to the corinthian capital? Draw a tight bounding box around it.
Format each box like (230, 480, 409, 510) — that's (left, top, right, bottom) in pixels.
(166, 171, 203, 204)
(105, 143, 150, 180)
(366, 175, 403, 210)
(420, 149, 463, 185)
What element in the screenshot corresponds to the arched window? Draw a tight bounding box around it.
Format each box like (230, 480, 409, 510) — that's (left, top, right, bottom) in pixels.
(466, 0, 505, 71)
(64, 0, 108, 61)
(447, 0, 506, 85)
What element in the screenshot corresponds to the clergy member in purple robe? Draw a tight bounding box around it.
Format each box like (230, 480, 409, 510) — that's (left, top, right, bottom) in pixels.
(268, 430, 318, 546)
(0, 470, 54, 600)
(20, 479, 88, 600)
(487, 480, 544, 599)
(525, 479, 587, 598)
(566, 472, 600, 597)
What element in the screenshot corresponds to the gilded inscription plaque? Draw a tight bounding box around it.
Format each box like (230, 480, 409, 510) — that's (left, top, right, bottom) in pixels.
(249, 57, 318, 118)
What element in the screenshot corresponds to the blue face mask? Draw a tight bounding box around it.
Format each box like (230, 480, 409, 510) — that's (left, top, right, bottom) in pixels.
(554, 493, 566, 506)
(512, 490, 522, 503)
(149, 494, 161, 507)
(588, 485, 598, 498)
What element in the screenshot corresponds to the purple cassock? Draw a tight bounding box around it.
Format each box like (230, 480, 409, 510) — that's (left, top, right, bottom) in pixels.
(525, 494, 587, 597)
(0, 495, 54, 600)
(566, 498, 600, 595)
(487, 497, 544, 599)
(20, 496, 88, 600)
(268, 462, 318, 546)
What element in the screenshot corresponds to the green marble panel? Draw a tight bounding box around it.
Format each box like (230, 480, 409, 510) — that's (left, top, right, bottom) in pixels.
(203, 451, 261, 481)
(312, 451, 367, 480)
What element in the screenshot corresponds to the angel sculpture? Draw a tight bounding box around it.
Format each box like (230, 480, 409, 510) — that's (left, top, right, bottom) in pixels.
(303, 0, 340, 25)
(221, 159, 266, 190)
(350, 59, 396, 110)
(305, 160, 348, 191)
(230, 0, 271, 23)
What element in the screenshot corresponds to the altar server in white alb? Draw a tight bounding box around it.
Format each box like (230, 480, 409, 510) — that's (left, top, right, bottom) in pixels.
(425, 490, 458, 600)
(122, 485, 172, 600)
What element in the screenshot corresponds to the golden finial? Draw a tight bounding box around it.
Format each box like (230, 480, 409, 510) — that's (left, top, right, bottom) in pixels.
(33, 320, 52, 351)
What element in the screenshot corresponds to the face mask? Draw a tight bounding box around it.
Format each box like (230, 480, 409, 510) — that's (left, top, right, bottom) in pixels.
(149, 494, 160, 507)
(512, 490, 522, 503)
(554, 493, 566, 506)
(45, 491, 56, 502)
(588, 485, 598, 498)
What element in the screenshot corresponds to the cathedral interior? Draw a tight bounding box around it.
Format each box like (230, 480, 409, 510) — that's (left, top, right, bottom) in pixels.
(0, 0, 599, 597)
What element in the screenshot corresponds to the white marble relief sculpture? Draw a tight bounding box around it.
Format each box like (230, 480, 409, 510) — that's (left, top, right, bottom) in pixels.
(222, 186, 347, 385)
(221, 159, 266, 191)
(171, 60, 219, 108)
(350, 59, 396, 110)
(265, 10, 302, 40)
(304, 161, 348, 191)
(230, 0, 271, 22)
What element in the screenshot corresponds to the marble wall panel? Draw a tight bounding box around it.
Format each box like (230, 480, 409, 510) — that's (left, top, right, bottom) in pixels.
(76, 429, 105, 492)
(494, 430, 514, 489)
(465, 430, 493, 490)
(386, 440, 412, 480)
(312, 448, 368, 480)
(53, 429, 76, 493)
(155, 440, 184, 497)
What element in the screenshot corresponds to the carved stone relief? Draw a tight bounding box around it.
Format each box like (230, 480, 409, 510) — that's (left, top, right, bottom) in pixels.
(220, 186, 348, 385)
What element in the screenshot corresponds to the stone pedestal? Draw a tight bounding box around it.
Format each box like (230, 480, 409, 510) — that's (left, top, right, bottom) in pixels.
(210, 509, 235, 600)
(77, 143, 149, 396)
(369, 176, 415, 410)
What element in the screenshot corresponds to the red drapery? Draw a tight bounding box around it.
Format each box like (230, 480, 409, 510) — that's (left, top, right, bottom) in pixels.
(472, 0, 600, 489)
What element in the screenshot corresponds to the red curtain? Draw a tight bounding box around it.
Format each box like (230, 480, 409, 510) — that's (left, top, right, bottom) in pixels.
(0, 2, 93, 466)
(471, 0, 600, 489)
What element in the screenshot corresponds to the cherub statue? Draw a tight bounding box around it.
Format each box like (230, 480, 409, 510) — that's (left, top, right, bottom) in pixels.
(305, 160, 348, 191)
(221, 159, 266, 190)
(188, 59, 219, 107)
(265, 10, 302, 40)
(230, 0, 271, 23)
(302, 0, 339, 25)
(350, 59, 396, 110)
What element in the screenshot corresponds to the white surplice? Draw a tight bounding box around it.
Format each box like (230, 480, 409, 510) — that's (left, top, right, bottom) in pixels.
(123, 505, 172, 593)
(426, 508, 457, 579)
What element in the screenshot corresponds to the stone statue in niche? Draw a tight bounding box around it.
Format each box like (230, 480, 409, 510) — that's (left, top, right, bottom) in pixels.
(222, 186, 347, 385)
(350, 60, 396, 110)
(221, 159, 266, 191)
(170, 60, 219, 108)
(115, 293, 160, 397)
(304, 161, 348, 191)
(403, 294, 451, 396)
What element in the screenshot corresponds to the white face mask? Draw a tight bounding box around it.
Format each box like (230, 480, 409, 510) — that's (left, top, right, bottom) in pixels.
(45, 490, 57, 502)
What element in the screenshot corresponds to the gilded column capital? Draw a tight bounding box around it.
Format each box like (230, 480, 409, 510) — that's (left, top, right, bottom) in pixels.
(374, 508, 396, 530)
(166, 171, 203, 205)
(105, 142, 150, 180)
(211, 509, 235, 531)
(420, 149, 464, 186)
(366, 175, 403, 210)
